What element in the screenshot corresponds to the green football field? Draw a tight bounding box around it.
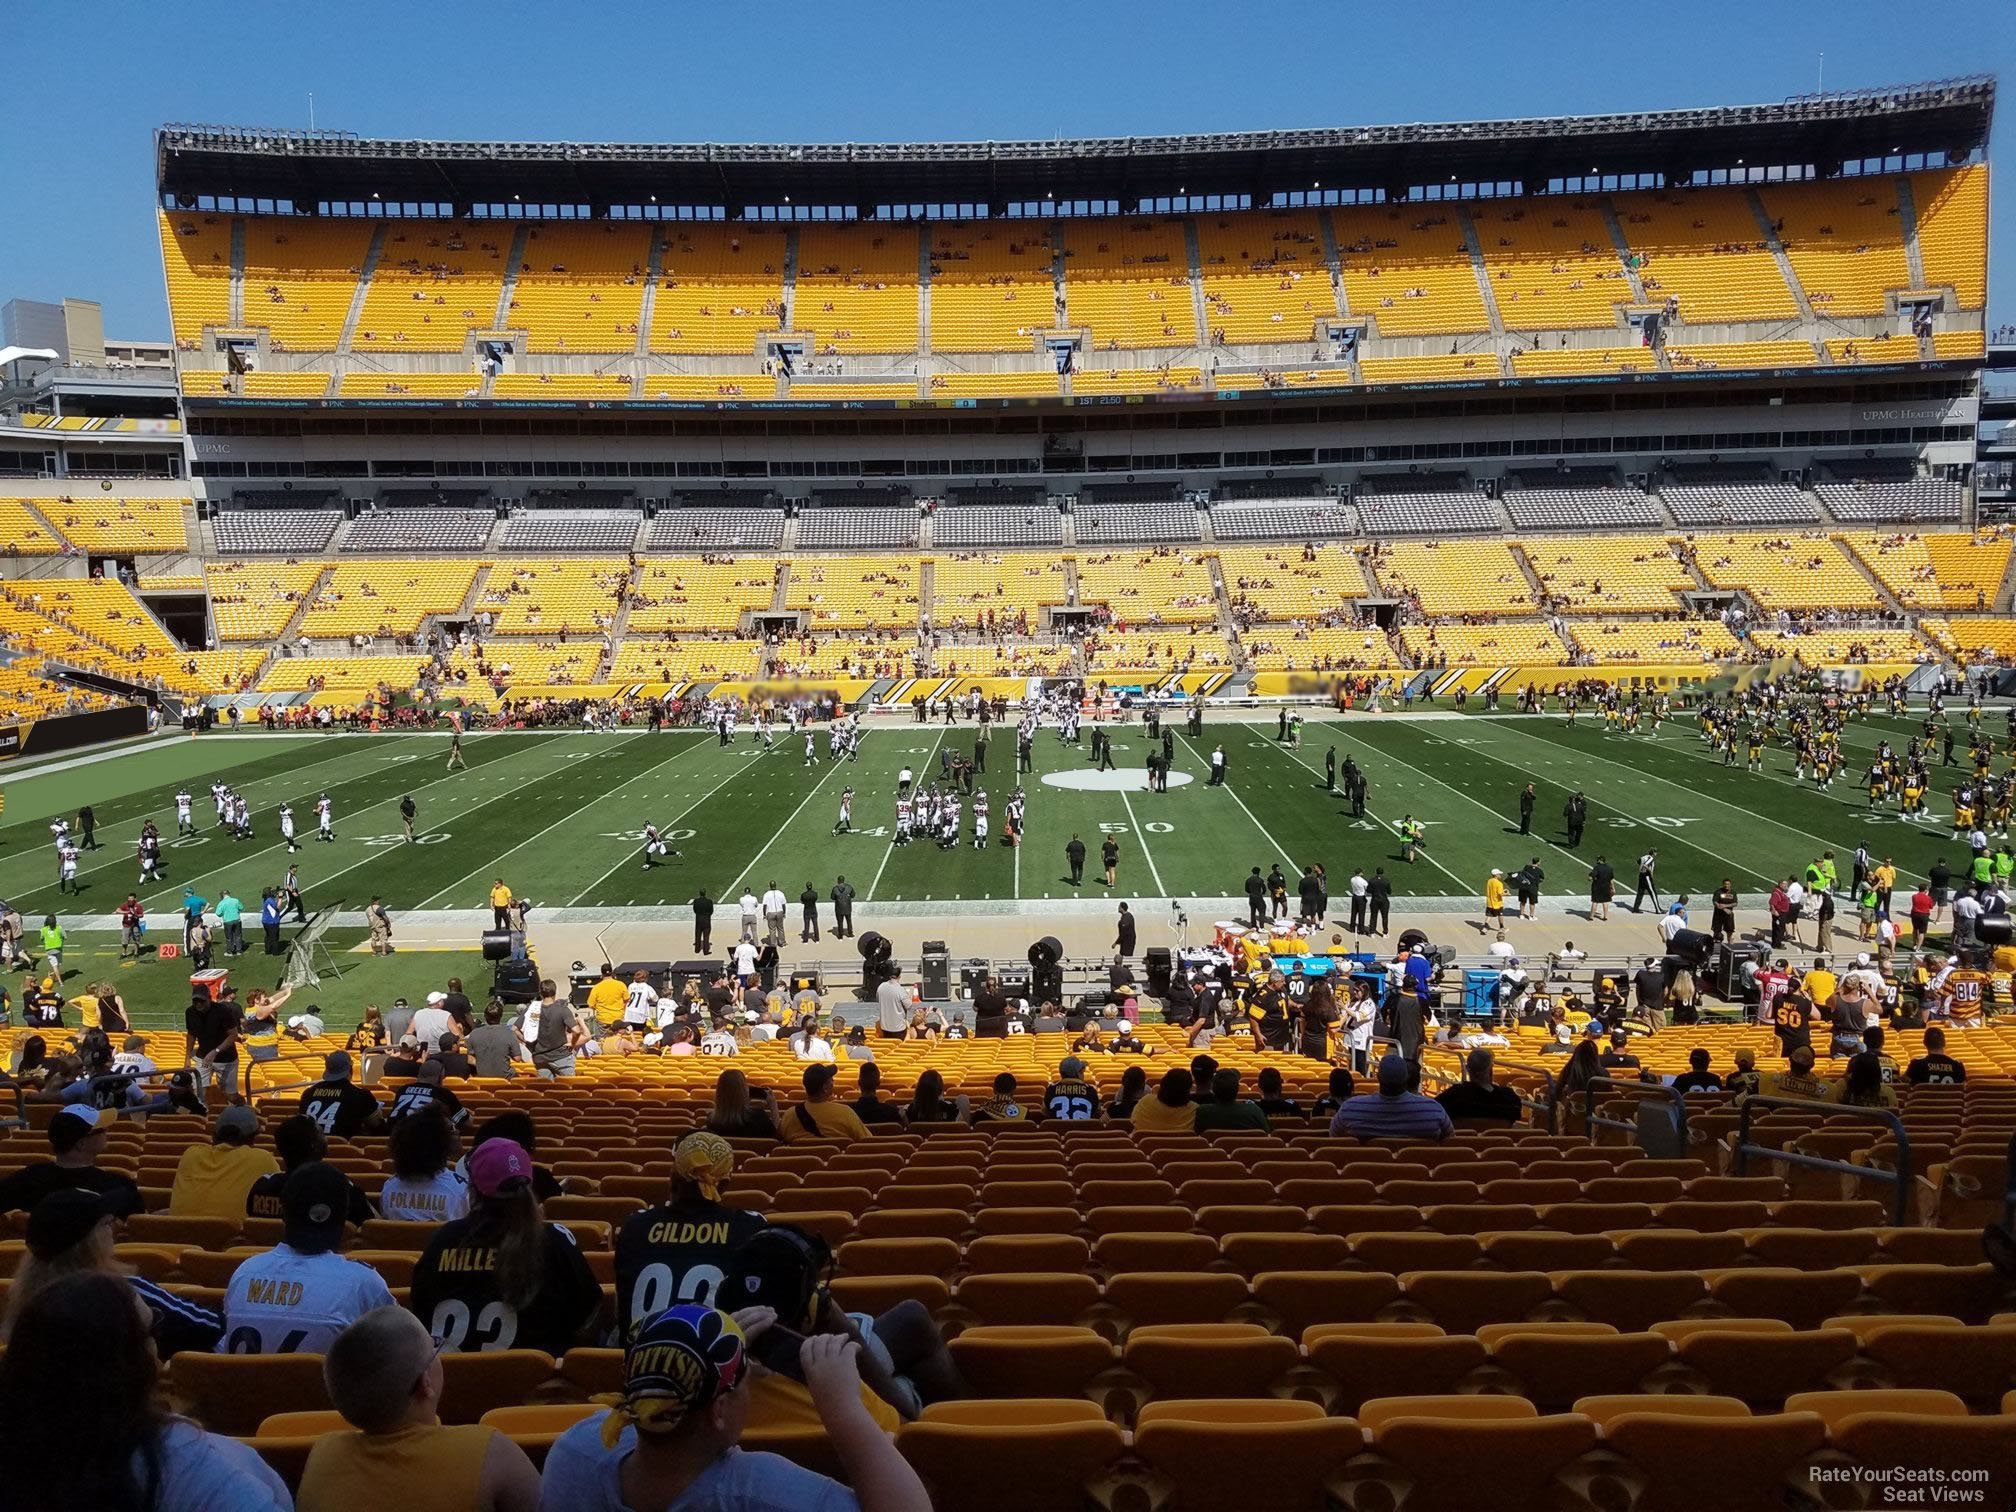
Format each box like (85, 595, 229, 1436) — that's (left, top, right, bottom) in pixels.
(0, 710, 1987, 923)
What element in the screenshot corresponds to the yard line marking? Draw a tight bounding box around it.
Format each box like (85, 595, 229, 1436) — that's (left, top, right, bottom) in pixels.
(564, 739, 764, 906)
(325, 737, 676, 908)
(1174, 730, 1301, 876)
(1118, 787, 1167, 895)
(1255, 736, 1476, 895)
(413, 733, 705, 908)
(731, 731, 873, 896)
(130, 734, 543, 907)
(7, 735, 418, 893)
(867, 729, 943, 903)
(1478, 717, 1921, 882)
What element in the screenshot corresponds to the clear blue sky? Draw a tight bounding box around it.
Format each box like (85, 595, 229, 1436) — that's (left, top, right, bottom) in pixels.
(5, 0, 2009, 340)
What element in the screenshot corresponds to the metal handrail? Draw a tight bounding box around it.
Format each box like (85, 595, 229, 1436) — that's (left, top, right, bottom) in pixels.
(1732, 1095, 1914, 1228)
(1579, 1075, 1690, 1151)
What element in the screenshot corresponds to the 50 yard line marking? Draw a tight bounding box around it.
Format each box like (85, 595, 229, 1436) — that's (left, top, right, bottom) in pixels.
(1117, 786, 1167, 896)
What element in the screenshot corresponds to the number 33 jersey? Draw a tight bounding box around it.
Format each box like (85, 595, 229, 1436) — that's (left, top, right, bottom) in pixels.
(219, 1245, 395, 1354)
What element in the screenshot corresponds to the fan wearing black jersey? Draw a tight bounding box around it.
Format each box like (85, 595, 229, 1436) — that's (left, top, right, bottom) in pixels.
(1043, 1056, 1103, 1121)
(411, 1137, 602, 1357)
(297, 1051, 383, 1137)
(615, 1131, 767, 1339)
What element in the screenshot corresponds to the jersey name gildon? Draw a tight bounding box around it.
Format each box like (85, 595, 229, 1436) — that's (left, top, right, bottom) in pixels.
(644, 1218, 739, 1246)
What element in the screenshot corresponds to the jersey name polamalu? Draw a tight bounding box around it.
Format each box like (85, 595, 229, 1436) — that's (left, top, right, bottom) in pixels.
(614, 1199, 768, 1337)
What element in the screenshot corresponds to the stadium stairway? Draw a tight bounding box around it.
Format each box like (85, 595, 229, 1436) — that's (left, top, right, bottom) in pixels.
(227, 218, 247, 324)
(918, 559, 937, 622)
(335, 224, 386, 355)
(1896, 177, 1930, 289)
(495, 225, 532, 329)
(917, 228, 934, 359)
(1991, 552, 2016, 614)
(633, 228, 663, 365)
(1508, 542, 1552, 606)
(780, 228, 799, 332)
(1600, 204, 1652, 304)
(1458, 209, 1507, 337)
(1182, 220, 1212, 347)
(1746, 190, 1819, 326)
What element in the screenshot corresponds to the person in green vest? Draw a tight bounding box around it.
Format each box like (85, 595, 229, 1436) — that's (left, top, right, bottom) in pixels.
(1816, 851, 1839, 898)
(1857, 881, 1881, 943)
(37, 915, 63, 982)
(1970, 851, 1995, 888)
(1994, 847, 2015, 891)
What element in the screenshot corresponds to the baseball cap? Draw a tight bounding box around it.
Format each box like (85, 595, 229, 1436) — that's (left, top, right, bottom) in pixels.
(280, 1162, 352, 1237)
(322, 1051, 352, 1081)
(399, 1035, 422, 1050)
(604, 1305, 748, 1444)
(469, 1137, 534, 1198)
(53, 1104, 112, 1135)
(673, 1132, 735, 1201)
(1059, 1056, 1087, 1078)
(26, 1188, 119, 1260)
(427, 992, 447, 1005)
(215, 1105, 259, 1140)
(802, 1064, 836, 1095)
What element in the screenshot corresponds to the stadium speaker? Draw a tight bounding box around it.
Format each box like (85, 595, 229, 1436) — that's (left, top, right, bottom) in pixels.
(1667, 928, 1715, 966)
(1978, 915, 2013, 950)
(1145, 946, 1174, 997)
(1714, 941, 1765, 1001)
(921, 943, 952, 1000)
(790, 972, 823, 995)
(480, 929, 514, 962)
(1028, 936, 1063, 969)
(492, 958, 539, 1005)
(959, 961, 991, 998)
(1396, 927, 1432, 955)
(614, 961, 672, 996)
(998, 967, 1032, 1000)
(857, 931, 896, 1000)
(665, 960, 720, 996)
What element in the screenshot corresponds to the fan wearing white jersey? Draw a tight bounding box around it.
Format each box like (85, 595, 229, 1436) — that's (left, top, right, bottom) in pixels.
(218, 1162, 394, 1354)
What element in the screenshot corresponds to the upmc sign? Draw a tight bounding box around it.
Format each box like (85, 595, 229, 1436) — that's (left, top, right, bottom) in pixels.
(0, 726, 21, 760)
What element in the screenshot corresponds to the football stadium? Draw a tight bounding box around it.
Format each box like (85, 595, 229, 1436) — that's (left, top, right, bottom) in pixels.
(3, 46, 2016, 1509)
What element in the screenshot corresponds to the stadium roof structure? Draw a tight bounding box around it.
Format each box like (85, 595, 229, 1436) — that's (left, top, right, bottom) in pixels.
(157, 77, 1994, 215)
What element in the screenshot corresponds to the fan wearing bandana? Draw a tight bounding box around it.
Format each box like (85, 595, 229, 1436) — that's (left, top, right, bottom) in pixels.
(540, 1302, 933, 1512)
(615, 1132, 768, 1339)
